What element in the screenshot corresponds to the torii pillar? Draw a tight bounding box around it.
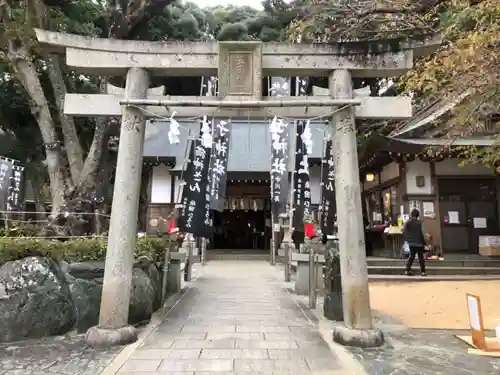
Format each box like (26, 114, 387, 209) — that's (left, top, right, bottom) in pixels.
(86, 67, 151, 346)
(330, 70, 384, 347)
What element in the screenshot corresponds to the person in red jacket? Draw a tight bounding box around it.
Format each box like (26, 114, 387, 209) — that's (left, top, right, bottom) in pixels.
(167, 213, 178, 234)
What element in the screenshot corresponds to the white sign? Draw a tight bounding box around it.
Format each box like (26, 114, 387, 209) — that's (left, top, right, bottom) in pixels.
(448, 211, 460, 224)
(423, 202, 435, 218)
(467, 295, 481, 331)
(473, 217, 487, 229)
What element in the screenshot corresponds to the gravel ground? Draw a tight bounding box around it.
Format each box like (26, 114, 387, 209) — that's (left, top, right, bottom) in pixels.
(369, 280, 500, 329)
(0, 333, 121, 375)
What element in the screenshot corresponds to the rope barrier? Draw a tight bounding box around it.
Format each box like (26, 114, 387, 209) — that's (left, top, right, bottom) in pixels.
(0, 235, 108, 239)
(0, 210, 111, 217)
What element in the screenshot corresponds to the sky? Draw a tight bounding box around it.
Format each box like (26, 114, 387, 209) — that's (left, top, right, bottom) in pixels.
(189, 0, 263, 9)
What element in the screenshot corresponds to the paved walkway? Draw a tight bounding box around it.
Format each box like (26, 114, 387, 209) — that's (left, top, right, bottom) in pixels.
(115, 261, 346, 374)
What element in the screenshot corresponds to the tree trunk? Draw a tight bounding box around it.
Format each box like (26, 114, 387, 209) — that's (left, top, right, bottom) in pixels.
(74, 79, 117, 200)
(45, 53, 84, 184)
(138, 164, 152, 232)
(8, 45, 67, 218)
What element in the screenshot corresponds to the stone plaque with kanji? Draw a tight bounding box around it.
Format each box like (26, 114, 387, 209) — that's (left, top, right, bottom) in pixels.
(218, 41, 262, 99)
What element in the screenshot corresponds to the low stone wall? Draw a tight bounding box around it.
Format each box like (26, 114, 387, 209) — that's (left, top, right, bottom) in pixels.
(291, 253, 325, 296)
(0, 255, 165, 343)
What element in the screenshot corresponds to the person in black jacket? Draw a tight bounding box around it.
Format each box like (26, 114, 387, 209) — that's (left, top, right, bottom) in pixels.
(403, 209, 427, 276)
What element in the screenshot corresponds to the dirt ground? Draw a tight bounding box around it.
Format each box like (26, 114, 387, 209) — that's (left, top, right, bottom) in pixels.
(369, 280, 500, 330)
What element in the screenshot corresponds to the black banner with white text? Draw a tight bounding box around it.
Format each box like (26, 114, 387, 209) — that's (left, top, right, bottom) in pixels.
(209, 120, 231, 212)
(292, 120, 311, 231)
(269, 118, 289, 218)
(320, 140, 336, 235)
(178, 138, 213, 238)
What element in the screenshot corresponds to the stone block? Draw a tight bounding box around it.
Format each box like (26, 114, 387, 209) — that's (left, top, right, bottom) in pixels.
(294, 260, 324, 296)
(234, 359, 309, 372)
(131, 348, 201, 359)
(333, 325, 385, 348)
(85, 325, 138, 347)
(167, 255, 184, 294)
(199, 349, 269, 359)
(158, 359, 233, 372)
(170, 339, 235, 349)
(119, 359, 161, 372)
(235, 340, 298, 349)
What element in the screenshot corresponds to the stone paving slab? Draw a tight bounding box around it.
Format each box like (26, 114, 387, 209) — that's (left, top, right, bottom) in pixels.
(113, 261, 345, 375)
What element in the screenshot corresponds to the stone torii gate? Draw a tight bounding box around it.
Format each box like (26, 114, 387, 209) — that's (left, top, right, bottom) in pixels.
(35, 29, 439, 347)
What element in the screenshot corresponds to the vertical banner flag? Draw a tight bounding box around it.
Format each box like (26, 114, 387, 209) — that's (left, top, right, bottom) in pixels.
(178, 139, 196, 229)
(178, 133, 212, 238)
(292, 76, 311, 232)
(7, 164, 25, 211)
(209, 119, 231, 211)
(269, 117, 290, 217)
(269, 77, 292, 218)
(320, 140, 336, 235)
(0, 157, 14, 211)
(292, 120, 311, 231)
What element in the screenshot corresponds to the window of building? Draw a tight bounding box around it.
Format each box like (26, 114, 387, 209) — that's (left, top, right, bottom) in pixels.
(365, 185, 398, 226)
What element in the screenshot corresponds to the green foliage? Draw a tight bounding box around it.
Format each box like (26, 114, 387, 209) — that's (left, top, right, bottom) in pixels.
(289, 0, 440, 42)
(0, 0, 298, 218)
(0, 236, 175, 265)
(145, 1, 294, 42)
(403, 0, 500, 166)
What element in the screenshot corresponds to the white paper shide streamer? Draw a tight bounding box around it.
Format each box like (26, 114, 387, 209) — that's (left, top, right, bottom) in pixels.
(167, 112, 181, 144)
(201, 115, 213, 148)
(301, 120, 313, 155)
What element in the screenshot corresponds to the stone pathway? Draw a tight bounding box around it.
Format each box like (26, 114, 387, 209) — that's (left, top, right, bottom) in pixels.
(115, 260, 346, 374)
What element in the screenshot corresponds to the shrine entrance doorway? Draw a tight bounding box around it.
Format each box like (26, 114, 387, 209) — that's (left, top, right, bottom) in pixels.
(210, 177, 271, 251)
(212, 209, 268, 250)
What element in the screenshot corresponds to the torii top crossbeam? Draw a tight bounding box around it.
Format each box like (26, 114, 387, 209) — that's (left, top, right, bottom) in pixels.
(35, 29, 440, 78)
(35, 29, 440, 121)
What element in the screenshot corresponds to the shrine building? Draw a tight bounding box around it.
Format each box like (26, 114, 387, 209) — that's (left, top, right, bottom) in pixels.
(143, 87, 500, 257)
(143, 117, 325, 251)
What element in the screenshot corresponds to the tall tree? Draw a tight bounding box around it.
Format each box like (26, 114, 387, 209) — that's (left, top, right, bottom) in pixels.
(403, 0, 499, 166)
(0, 0, 299, 233)
(0, 0, 177, 230)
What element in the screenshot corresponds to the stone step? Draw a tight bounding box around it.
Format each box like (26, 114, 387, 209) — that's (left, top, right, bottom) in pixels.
(367, 258, 500, 268)
(206, 253, 270, 261)
(368, 274, 500, 282)
(367, 266, 500, 275)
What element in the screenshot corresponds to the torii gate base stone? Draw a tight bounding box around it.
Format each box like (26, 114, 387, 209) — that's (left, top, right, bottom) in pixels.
(35, 29, 438, 348)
